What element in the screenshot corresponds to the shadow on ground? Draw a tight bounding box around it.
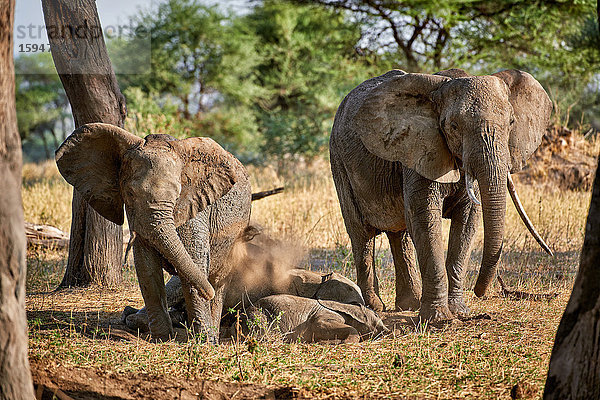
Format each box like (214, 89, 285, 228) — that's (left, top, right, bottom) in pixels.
(32, 359, 303, 400)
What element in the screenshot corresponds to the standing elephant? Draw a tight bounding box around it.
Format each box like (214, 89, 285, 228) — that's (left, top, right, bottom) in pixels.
(330, 69, 553, 323)
(56, 123, 251, 341)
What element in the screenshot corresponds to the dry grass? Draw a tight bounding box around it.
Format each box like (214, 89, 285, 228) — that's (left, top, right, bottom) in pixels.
(23, 158, 592, 399)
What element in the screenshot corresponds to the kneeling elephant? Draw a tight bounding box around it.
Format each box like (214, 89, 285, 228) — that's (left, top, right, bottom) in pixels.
(57, 123, 251, 342)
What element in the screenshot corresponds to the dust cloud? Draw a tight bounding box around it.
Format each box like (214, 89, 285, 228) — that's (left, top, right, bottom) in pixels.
(225, 224, 307, 309)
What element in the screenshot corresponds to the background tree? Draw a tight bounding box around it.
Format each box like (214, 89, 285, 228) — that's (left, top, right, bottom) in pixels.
(0, 0, 35, 397)
(292, 0, 599, 128)
(42, 0, 127, 287)
(20, 0, 598, 165)
(242, 1, 374, 160)
(15, 52, 69, 159)
(118, 0, 265, 157)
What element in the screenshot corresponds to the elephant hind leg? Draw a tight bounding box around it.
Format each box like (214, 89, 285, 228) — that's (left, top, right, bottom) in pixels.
(350, 230, 385, 312)
(387, 230, 422, 311)
(330, 152, 384, 312)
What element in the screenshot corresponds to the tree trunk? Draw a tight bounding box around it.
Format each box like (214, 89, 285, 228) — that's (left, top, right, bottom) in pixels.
(544, 152, 600, 398)
(544, 6, 600, 397)
(0, 0, 35, 397)
(42, 0, 127, 287)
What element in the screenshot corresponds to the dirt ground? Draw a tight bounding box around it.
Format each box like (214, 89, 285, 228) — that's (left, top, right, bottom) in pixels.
(516, 126, 598, 191)
(28, 287, 303, 400)
(26, 283, 563, 399)
(23, 133, 590, 398)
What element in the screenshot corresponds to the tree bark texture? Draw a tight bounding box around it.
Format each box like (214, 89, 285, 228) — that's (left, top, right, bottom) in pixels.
(544, 153, 600, 398)
(544, 6, 600, 397)
(42, 0, 127, 287)
(0, 0, 35, 397)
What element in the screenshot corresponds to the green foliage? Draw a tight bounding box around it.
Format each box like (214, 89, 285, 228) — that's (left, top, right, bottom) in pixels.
(118, 0, 373, 160)
(21, 0, 597, 161)
(123, 87, 192, 138)
(297, 0, 599, 130)
(14, 52, 68, 141)
(242, 1, 374, 158)
(121, 0, 265, 117)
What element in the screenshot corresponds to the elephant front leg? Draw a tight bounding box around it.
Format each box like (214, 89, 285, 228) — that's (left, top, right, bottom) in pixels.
(446, 197, 481, 319)
(177, 215, 219, 342)
(181, 278, 218, 343)
(404, 170, 453, 323)
(387, 230, 421, 311)
(132, 238, 173, 341)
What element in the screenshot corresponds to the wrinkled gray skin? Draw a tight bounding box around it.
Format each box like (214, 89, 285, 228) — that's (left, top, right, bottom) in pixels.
(123, 229, 367, 334)
(56, 123, 251, 342)
(124, 267, 367, 333)
(330, 69, 552, 322)
(246, 295, 388, 343)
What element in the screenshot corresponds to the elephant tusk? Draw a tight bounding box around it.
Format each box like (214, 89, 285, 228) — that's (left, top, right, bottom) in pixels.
(507, 174, 554, 256)
(465, 172, 481, 206)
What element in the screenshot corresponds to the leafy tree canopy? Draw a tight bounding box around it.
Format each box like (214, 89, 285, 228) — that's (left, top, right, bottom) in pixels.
(17, 0, 598, 161)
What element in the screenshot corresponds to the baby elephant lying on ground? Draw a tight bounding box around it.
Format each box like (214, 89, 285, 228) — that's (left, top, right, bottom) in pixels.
(122, 228, 387, 342)
(246, 294, 388, 343)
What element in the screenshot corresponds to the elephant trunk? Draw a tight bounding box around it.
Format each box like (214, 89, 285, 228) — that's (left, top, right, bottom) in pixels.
(471, 158, 508, 298)
(142, 211, 215, 300)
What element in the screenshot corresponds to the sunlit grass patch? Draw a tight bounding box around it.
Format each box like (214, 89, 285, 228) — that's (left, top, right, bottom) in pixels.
(23, 159, 589, 398)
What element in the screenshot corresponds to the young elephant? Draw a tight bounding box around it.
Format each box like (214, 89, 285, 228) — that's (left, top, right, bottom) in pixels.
(122, 228, 367, 334)
(330, 69, 553, 322)
(246, 295, 388, 343)
(56, 123, 251, 342)
(123, 269, 367, 334)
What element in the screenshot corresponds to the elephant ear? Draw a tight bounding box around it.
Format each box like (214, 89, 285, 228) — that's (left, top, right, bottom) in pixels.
(352, 73, 460, 183)
(492, 69, 553, 172)
(172, 137, 247, 226)
(319, 300, 369, 327)
(55, 123, 143, 225)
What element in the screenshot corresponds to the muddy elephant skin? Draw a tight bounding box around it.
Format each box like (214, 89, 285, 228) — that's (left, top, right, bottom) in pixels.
(246, 295, 388, 343)
(56, 123, 251, 341)
(122, 228, 369, 337)
(330, 69, 552, 322)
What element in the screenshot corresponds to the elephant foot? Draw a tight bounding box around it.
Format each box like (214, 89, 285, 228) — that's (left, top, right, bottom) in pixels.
(341, 334, 360, 344)
(187, 320, 219, 344)
(395, 293, 420, 311)
(364, 289, 386, 312)
(121, 305, 139, 324)
(418, 302, 455, 326)
(169, 308, 187, 329)
(150, 332, 175, 343)
(448, 296, 471, 320)
(126, 312, 150, 332)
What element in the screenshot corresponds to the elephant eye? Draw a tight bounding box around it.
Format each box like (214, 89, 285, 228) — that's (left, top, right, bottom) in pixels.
(124, 187, 135, 199)
(510, 116, 515, 125)
(450, 121, 458, 131)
